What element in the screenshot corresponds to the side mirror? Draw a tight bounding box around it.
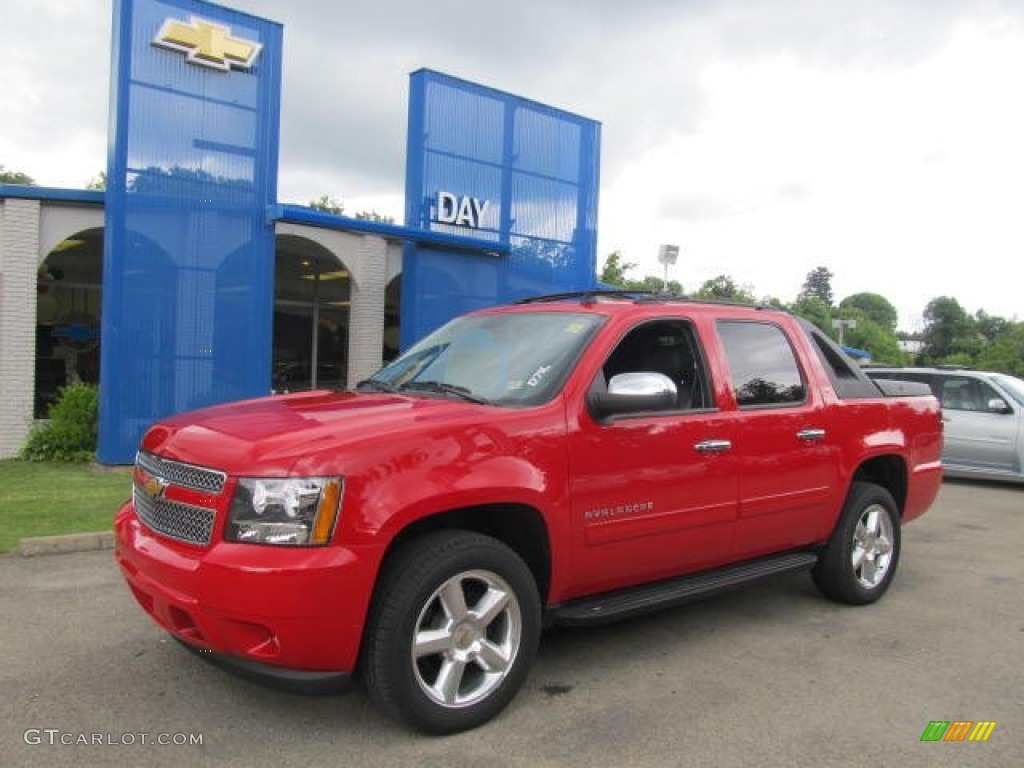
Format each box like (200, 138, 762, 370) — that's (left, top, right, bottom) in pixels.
(987, 398, 1012, 414)
(588, 372, 677, 421)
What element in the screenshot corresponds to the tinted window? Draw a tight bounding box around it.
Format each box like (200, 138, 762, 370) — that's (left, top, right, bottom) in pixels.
(938, 375, 1001, 412)
(717, 321, 806, 407)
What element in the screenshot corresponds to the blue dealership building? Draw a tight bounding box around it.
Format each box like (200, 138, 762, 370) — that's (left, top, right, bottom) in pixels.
(0, 0, 601, 463)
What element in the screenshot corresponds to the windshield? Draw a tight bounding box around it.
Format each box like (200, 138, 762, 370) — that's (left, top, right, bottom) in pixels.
(991, 374, 1024, 407)
(364, 312, 604, 406)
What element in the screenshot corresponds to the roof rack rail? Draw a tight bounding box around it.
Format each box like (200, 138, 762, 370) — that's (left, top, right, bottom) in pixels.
(515, 290, 660, 304)
(634, 294, 777, 310)
(516, 290, 779, 311)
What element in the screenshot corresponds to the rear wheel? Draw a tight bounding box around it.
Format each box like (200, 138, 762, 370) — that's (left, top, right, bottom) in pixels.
(813, 481, 901, 605)
(361, 531, 541, 733)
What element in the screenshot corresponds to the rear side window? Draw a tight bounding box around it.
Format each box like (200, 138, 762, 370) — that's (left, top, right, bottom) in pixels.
(717, 321, 806, 407)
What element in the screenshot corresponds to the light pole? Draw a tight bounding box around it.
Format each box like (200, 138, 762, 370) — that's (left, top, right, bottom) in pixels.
(831, 318, 857, 346)
(658, 244, 679, 292)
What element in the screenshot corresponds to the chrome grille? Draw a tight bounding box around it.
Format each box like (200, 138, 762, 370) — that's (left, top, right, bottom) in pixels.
(133, 488, 215, 546)
(136, 450, 226, 494)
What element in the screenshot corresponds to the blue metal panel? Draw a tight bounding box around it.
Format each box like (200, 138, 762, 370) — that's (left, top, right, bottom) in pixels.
(401, 70, 601, 350)
(99, 0, 281, 463)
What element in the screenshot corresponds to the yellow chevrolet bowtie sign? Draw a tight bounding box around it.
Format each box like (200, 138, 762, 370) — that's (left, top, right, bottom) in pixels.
(153, 16, 261, 72)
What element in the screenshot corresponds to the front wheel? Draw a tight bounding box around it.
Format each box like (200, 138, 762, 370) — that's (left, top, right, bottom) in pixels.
(813, 482, 901, 605)
(361, 531, 541, 734)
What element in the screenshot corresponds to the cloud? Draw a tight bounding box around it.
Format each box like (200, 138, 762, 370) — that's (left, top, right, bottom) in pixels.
(0, 2, 110, 186)
(4, 0, 1024, 328)
(241, 0, 714, 195)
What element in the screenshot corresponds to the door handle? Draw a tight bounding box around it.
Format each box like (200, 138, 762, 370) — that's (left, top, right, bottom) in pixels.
(796, 428, 826, 442)
(695, 439, 732, 453)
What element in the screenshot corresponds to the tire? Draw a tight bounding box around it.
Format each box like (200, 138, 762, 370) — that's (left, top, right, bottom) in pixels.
(812, 481, 901, 605)
(361, 530, 541, 734)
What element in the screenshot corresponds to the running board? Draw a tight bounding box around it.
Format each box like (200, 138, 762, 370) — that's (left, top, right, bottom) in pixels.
(549, 551, 819, 626)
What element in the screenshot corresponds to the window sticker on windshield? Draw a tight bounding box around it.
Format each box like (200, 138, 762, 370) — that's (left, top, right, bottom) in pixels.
(527, 365, 552, 387)
(565, 322, 587, 334)
(508, 379, 525, 390)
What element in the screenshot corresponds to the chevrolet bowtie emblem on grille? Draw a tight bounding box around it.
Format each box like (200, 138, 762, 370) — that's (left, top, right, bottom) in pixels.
(152, 16, 261, 72)
(143, 474, 170, 500)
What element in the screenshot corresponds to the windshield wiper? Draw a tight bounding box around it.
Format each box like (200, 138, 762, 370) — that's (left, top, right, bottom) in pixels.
(355, 378, 400, 393)
(399, 380, 492, 405)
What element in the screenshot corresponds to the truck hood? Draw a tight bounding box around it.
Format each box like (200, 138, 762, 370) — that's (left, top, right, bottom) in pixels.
(141, 390, 494, 475)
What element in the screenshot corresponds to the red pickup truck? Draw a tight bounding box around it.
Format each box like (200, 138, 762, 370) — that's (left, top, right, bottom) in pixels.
(115, 293, 943, 733)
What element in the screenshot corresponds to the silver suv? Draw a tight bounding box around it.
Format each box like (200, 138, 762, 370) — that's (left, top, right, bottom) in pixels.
(866, 367, 1024, 483)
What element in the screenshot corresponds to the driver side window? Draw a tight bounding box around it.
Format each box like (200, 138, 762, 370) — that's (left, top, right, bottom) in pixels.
(939, 376, 1001, 412)
(595, 319, 712, 412)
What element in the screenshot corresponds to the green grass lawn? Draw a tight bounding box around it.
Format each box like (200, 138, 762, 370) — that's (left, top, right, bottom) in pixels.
(0, 460, 132, 553)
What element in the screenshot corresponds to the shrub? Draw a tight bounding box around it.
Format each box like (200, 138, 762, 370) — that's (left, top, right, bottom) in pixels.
(21, 382, 99, 462)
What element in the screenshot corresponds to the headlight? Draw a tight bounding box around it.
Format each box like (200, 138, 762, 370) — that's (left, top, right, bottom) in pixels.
(226, 477, 343, 546)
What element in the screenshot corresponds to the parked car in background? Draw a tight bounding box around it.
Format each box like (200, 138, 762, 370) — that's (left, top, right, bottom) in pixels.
(865, 367, 1024, 483)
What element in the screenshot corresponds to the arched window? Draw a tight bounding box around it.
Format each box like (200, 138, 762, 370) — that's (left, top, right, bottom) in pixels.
(273, 236, 350, 392)
(35, 229, 103, 417)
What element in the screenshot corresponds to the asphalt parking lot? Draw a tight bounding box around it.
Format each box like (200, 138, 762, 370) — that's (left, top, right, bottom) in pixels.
(1, 480, 1021, 768)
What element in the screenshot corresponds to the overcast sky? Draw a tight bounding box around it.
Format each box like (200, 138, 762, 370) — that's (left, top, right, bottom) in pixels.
(3, 0, 1023, 331)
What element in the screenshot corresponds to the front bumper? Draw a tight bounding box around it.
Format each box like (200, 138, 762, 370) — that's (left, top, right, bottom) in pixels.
(175, 639, 352, 694)
(114, 501, 377, 677)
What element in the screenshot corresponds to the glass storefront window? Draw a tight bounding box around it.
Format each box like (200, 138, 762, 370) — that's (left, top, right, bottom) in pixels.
(35, 231, 104, 417)
(273, 239, 350, 392)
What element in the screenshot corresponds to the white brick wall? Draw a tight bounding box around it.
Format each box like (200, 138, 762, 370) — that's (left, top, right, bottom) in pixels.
(0, 199, 41, 458)
(347, 235, 388, 388)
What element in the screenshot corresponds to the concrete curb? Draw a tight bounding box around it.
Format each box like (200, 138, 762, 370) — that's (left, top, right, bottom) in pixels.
(19, 531, 115, 557)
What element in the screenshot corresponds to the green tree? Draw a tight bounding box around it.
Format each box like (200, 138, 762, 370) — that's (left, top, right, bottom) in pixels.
(799, 266, 835, 307)
(0, 165, 35, 185)
(86, 171, 106, 190)
(839, 292, 898, 332)
(354, 210, 395, 224)
(789, 295, 832, 334)
(975, 322, 1024, 376)
(599, 251, 637, 286)
(920, 296, 977, 362)
(598, 252, 681, 293)
(310, 195, 394, 222)
(974, 310, 1010, 345)
(840, 313, 907, 365)
(633, 275, 682, 293)
(310, 194, 344, 214)
(696, 275, 755, 303)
